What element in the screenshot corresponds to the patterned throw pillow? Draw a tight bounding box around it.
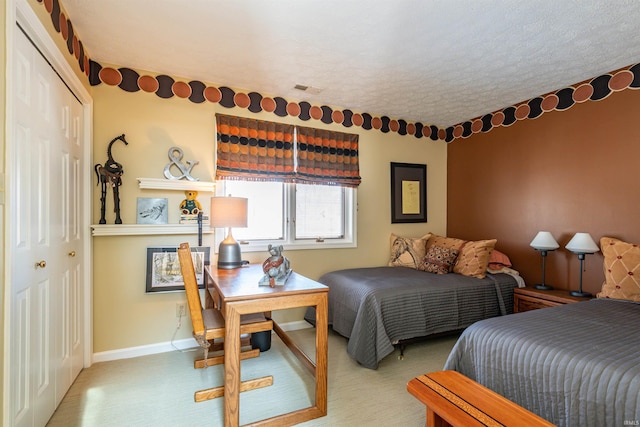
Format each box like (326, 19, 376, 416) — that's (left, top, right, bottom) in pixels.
(597, 237, 640, 301)
(388, 233, 432, 269)
(426, 234, 467, 252)
(452, 239, 497, 279)
(420, 245, 459, 274)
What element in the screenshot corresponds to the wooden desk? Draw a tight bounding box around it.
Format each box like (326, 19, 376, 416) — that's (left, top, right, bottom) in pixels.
(205, 265, 329, 427)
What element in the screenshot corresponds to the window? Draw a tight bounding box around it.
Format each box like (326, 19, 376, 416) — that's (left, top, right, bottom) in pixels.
(294, 183, 344, 239)
(214, 114, 360, 252)
(215, 180, 356, 252)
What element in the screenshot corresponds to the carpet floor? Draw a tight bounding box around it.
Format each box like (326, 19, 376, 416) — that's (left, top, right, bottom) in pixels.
(47, 328, 459, 426)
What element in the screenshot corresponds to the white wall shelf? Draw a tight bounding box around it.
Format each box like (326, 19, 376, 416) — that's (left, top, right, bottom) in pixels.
(137, 177, 215, 192)
(91, 179, 216, 236)
(91, 224, 213, 237)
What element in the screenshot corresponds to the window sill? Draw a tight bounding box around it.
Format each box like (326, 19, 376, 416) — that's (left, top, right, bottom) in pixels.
(231, 240, 357, 253)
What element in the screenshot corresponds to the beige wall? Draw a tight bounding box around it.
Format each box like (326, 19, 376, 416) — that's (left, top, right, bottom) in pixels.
(91, 79, 448, 353)
(7, 0, 447, 358)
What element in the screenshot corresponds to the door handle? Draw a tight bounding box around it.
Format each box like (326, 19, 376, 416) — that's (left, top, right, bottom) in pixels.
(68, 251, 76, 257)
(35, 260, 46, 268)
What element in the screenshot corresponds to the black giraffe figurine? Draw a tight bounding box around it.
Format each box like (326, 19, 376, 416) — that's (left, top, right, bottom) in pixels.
(94, 134, 129, 224)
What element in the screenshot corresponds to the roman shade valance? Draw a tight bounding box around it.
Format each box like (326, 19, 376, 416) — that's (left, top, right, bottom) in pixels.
(215, 114, 296, 182)
(216, 114, 361, 187)
(296, 125, 361, 187)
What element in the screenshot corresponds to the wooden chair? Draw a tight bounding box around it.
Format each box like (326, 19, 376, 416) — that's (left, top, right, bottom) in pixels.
(177, 242, 274, 402)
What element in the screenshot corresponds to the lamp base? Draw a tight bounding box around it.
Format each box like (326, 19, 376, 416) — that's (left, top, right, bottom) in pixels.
(217, 241, 244, 269)
(569, 290, 592, 298)
(534, 284, 554, 290)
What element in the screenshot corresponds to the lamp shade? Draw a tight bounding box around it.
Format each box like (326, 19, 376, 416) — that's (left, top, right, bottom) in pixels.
(530, 231, 559, 250)
(210, 196, 248, 228)
(565, 232, 599, 254)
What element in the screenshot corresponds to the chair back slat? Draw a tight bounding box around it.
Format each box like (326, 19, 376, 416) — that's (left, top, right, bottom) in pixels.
(177, 242, 205, 336)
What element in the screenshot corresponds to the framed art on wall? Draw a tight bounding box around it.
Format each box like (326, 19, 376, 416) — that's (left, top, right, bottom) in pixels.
(145, 246, 210, 293)
(137, 197, 169, 224)
(390, 162, 427, 223)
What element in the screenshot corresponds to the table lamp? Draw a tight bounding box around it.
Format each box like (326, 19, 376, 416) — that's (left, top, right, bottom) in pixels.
(565, 232, 599, 297)
(210, 196, 248, 269)
(530, 231, 559, 290)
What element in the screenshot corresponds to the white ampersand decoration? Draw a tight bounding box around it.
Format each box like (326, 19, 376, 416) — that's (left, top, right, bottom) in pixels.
(163, 146, 199, 181)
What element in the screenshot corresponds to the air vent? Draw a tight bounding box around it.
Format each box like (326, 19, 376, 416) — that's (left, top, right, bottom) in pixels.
(294, 84, 323, 95)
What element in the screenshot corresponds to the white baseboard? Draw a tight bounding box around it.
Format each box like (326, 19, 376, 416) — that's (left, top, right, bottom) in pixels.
(279, 320, 313, 332)
(92, 319, 312, 364)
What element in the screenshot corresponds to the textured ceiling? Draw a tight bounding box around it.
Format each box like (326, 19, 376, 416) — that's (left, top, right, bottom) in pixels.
(61, 0, 640, 127)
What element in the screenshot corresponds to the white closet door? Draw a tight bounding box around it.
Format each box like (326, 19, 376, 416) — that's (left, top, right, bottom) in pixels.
(10, 27, 85, 427)
(53, 63, 85, 406)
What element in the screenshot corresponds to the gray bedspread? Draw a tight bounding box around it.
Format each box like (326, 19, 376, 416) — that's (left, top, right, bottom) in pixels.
(304, 266, 518, 369)
(444, 298, 640, 427)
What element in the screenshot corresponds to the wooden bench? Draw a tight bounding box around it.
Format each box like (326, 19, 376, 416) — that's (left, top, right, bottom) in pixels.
(407, 370, 554, 427)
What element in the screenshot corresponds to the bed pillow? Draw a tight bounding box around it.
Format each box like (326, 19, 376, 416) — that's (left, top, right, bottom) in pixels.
(488, 249, 512, 270)
(419, 245, 460, 274)
(597, 236, 640, 301)
(426, 234, 467, 251)
(388, 233, 432, 269)
(453, 239, 497, 279)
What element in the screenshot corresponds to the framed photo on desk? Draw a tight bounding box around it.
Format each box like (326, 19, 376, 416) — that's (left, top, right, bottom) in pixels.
(145, 246, 210, 293)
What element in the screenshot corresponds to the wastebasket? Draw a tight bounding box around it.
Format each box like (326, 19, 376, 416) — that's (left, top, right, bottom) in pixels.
(251, 330, 271, 352)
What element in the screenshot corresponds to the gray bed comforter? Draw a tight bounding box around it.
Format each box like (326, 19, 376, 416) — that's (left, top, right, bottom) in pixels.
(444, 298, 640, 427)
(304, 266, 518, 369)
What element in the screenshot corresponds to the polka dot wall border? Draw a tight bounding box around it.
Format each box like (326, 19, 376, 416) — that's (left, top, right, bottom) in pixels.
(40, 0, 91, 78)
(453, 66, 640, 141)
(91, 61, 439, 140)
(36, 0, 640, 143)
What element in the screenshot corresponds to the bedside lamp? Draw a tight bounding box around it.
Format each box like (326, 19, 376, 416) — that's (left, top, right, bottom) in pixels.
(210, 196, 248, 269)
(565, 232, 599, 297)
(530, 231, 560, 290)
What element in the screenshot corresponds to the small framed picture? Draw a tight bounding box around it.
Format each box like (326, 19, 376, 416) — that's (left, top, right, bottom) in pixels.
(390, 162, 427, 223)
(137, 197, 169, 224)
(145, 246, 210, 293)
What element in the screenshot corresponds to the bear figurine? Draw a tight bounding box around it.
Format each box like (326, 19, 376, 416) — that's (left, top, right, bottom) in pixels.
(260, 244, 292, 287)
(180, 190, 202, 215)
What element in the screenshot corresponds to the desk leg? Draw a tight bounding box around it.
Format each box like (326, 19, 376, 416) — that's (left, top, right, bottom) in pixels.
(224, 304, 242, 427)
(315, 293, 329, 415)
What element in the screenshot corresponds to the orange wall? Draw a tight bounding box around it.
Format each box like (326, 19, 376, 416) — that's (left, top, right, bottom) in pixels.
(447, 88, 640, 296)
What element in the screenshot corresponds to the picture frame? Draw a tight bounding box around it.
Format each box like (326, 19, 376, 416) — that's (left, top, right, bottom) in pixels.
(136, 197, 169, 224)
(390, 162, 427, 223)
(145, 246, 210, 293)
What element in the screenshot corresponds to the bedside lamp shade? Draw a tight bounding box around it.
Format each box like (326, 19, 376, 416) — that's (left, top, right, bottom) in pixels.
(565, 232, 599, 254)
(565, 232, 599, 297)
(210, 196, 248, 269)
(529, 231, 559, 290)
(530, 231, 560, 251)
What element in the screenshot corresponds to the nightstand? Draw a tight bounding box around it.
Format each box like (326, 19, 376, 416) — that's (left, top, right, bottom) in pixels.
(514, 287, 592, 313)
